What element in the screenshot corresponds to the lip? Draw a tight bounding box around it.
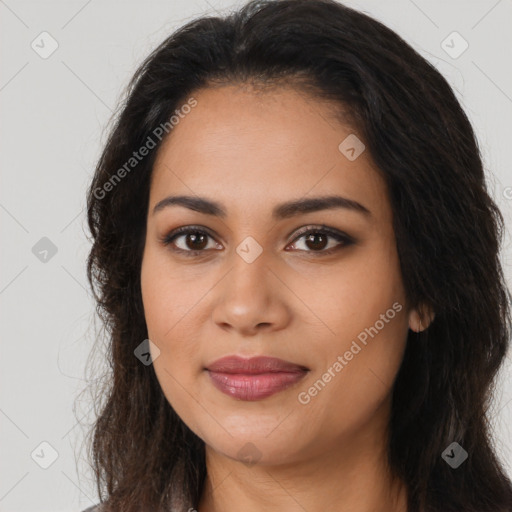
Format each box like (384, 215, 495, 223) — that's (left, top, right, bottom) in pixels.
(206, 355, 309, 374)
(205, 356, 309, 401)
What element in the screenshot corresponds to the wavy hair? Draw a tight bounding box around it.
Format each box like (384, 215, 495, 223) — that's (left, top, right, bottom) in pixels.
(83, 1, 512, 510)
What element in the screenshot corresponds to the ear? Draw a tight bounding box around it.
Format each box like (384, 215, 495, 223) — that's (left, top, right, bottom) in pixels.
(408, 303, 435, 333)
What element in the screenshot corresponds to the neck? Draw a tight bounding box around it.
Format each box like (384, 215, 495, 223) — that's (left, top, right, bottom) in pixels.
(197, 401, 407, 512)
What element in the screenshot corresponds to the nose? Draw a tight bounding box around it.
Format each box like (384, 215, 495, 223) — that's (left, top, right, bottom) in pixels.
(211, 249, 291, 337)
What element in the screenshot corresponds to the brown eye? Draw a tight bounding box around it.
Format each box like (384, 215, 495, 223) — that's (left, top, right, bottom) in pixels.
(161, 226, 220, 256)
(287, 226, 354, 255)
(181, 231, 208, 251)
(160, 225, 354, 258)
(304, 232, 329, 251)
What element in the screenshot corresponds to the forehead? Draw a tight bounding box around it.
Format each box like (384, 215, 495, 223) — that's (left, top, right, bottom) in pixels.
(149, 84, 389, 221)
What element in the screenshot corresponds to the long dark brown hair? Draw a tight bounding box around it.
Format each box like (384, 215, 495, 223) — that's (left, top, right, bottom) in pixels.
(81, 1, 512, 510)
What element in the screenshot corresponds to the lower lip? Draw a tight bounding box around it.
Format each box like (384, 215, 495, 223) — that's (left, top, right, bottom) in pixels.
(206, 370, 308, 401)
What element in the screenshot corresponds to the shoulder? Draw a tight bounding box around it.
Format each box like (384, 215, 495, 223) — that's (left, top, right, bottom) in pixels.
(81, 506, 102, 512)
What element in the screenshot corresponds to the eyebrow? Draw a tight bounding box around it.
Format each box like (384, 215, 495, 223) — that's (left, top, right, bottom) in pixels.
(153, 194, 371, 220)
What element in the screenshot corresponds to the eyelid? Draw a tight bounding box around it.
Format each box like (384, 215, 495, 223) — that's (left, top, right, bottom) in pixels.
(289, 224, 355, 244)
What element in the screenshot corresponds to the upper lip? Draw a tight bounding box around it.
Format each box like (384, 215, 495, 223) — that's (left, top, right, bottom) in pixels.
(205, 355, 309, 374)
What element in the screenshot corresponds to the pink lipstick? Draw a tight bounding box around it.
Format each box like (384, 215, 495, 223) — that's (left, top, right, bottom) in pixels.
(205, 355, 308, 401)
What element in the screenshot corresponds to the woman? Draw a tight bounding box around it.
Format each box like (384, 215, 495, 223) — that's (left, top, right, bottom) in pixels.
(81, 0, 512, 511)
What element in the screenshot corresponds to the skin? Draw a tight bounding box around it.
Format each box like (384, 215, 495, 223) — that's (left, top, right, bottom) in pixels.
(140, 83, 433, 512)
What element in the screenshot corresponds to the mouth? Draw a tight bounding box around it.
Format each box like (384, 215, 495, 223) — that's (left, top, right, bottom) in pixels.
(204, 355, 309, 401)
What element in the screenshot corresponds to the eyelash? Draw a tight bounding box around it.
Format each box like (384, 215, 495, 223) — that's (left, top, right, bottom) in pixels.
(159, 225, 355, 258)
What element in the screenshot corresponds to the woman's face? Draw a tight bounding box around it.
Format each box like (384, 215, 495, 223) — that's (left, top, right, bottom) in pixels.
(141, 83, 418, 465)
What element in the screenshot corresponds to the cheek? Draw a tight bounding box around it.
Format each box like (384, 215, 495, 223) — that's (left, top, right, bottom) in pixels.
(141, 258, 204, 428)
(292, 241, 408, 420)
(292, 238, 406, 343)
(140, 249, 202, 373)
(141, 242, 199, 331)
(296, 310, 408, 441)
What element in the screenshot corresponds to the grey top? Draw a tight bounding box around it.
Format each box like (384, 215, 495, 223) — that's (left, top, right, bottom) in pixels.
(81, 506, 101, 512)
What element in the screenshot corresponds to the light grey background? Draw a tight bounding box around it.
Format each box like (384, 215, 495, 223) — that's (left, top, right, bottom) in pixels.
(1, 0, 511, 510)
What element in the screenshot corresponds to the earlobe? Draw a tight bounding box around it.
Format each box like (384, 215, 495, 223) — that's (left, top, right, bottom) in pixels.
(408, 305, 435, 333)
